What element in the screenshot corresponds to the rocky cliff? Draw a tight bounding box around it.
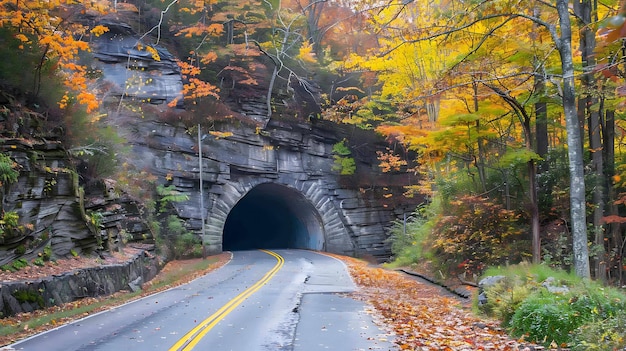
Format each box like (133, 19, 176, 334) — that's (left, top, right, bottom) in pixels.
(113, 111, 420, 260)
(0, 16, 422, 270)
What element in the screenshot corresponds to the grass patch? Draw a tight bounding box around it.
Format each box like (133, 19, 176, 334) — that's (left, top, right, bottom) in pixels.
(146, 256, 220, 290)
(481, 262, 582, 286)
(0, 294, 138, 336)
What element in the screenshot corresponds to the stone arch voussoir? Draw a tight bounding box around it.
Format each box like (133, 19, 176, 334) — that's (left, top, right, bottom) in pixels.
(203, 178, 356, 255)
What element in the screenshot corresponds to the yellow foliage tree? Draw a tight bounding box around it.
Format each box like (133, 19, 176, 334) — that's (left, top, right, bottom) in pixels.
(340, 0, 591, 268)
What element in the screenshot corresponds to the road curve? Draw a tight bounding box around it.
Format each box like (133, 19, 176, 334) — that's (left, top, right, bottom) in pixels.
(8, 250, 396, 351)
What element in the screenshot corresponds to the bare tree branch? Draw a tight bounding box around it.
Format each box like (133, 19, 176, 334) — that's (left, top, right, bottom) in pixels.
(137, 0, 179, 45)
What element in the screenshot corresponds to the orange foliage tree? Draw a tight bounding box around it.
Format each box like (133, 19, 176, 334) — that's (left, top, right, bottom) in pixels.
(154, 0, 272, 114)
(432, 195, 525, 276)
(0, 0, 110, 113)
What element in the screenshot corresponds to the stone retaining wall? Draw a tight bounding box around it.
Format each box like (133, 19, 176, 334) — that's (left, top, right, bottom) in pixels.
(0, 251, 159, 318)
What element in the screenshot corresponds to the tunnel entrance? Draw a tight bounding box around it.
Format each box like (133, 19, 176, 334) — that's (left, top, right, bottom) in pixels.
(222, 183, 325, 251)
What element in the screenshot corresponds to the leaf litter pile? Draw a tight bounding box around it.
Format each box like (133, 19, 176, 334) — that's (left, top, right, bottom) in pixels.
(337, 255, 535, 351)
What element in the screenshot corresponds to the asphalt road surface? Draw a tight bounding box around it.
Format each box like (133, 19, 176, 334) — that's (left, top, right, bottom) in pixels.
(8, 249, 397, 351)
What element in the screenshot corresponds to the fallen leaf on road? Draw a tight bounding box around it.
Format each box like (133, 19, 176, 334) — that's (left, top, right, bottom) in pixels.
(331, 255, 531, 351)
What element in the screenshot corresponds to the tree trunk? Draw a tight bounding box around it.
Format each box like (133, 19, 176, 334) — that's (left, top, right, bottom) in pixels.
(535, 97, 548, 169)
(303, 0, 326, 57)
(532, 6, 548, 263)
(556, 0, 591, 279)
(225, 20, 234, 45)
(519, 103, 541, 264)
(266, 65, 278, 118)
(533, 7, 549, 172)
(473, 81, 487, 193)
(485, 83, 541, 264)
(526, 119, 541, 264)
(576, 0, 605, 281)
(604, 109, 622, 284)
(590, 110, 606, 281)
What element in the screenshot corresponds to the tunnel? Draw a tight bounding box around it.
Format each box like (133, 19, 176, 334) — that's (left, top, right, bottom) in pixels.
(222, 183, 325, 251)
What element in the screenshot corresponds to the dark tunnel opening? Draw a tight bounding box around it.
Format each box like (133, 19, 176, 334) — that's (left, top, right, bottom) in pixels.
(222, 183, 325, 251)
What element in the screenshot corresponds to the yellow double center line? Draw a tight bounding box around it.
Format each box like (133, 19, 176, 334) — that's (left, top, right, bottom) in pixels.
(168, 250, 285, 351)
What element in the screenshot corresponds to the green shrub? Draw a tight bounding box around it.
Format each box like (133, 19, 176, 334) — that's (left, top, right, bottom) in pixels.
(164, 215, 201, 259)
(387, 202, 440, 267)
(2, 211, 19, 228)
(0, 153, 19, 186)
(12, 289, 44, 308)
(174, 232, 202, 259)
(480, 275, 535, 326)
(568, 284, 626, 321)
(42, 245, 52, 261)
(331, 139, 356, 175)
(509, 291, 582, 347)
(0, 211, 21, 241)
(1, 264, 15, 272)
(11, 258, 29, 271)
(572, 311, 626, 351)
(479, 264, 626, 348)
(148, 219, 162, 249)
(33, 257, 45, 266)
(332, 155, 356, 175)
(506, 284, 626, 348)
(32, 245, 52, 266)
(166, 215, 186, 236)
(157, 185, 189, 213)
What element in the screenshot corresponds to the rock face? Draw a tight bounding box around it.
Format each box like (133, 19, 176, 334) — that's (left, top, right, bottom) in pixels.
(0, 139, 94, 266)
(90, 19, 183, 105)
(0, 18, 422, 268)
(118, 114, 420, 260)
(84, 18, 422, 260)
(0, 137, 149, 267)
(0, 15, 422, 318)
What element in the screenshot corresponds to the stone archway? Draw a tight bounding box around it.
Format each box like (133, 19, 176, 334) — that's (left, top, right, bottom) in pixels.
(222, 183, 324, 251)
(203, 179, 356, 256)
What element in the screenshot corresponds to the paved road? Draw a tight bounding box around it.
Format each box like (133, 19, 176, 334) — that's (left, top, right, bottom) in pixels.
(8, 250, 396, 351)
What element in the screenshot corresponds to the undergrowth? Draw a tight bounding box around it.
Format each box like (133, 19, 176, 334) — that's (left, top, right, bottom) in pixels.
(385, 201, 440, 268)
(478, 264, 626, 349)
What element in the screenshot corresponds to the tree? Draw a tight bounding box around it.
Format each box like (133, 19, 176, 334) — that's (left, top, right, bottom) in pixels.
(0, 0, 109, 113)
(340, 0, 546, 262)
(594, 0, 626, 284)
(340, 0, 595, 277)
(254, 0, 322, 118)
(553, 0, 591, 278)
(574, 0, 606, 281)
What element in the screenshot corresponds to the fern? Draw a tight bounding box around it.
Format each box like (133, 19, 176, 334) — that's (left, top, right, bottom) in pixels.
(156, 185, 189, 213)
(331, 139, 356, 175)
(0, 153, 18, 186)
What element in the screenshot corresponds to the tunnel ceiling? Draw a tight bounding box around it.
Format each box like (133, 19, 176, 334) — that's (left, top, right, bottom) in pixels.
(222, 183, 325, 251)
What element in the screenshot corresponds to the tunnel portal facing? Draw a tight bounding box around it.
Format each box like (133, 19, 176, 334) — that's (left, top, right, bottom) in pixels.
(222, 183, 325, 251)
